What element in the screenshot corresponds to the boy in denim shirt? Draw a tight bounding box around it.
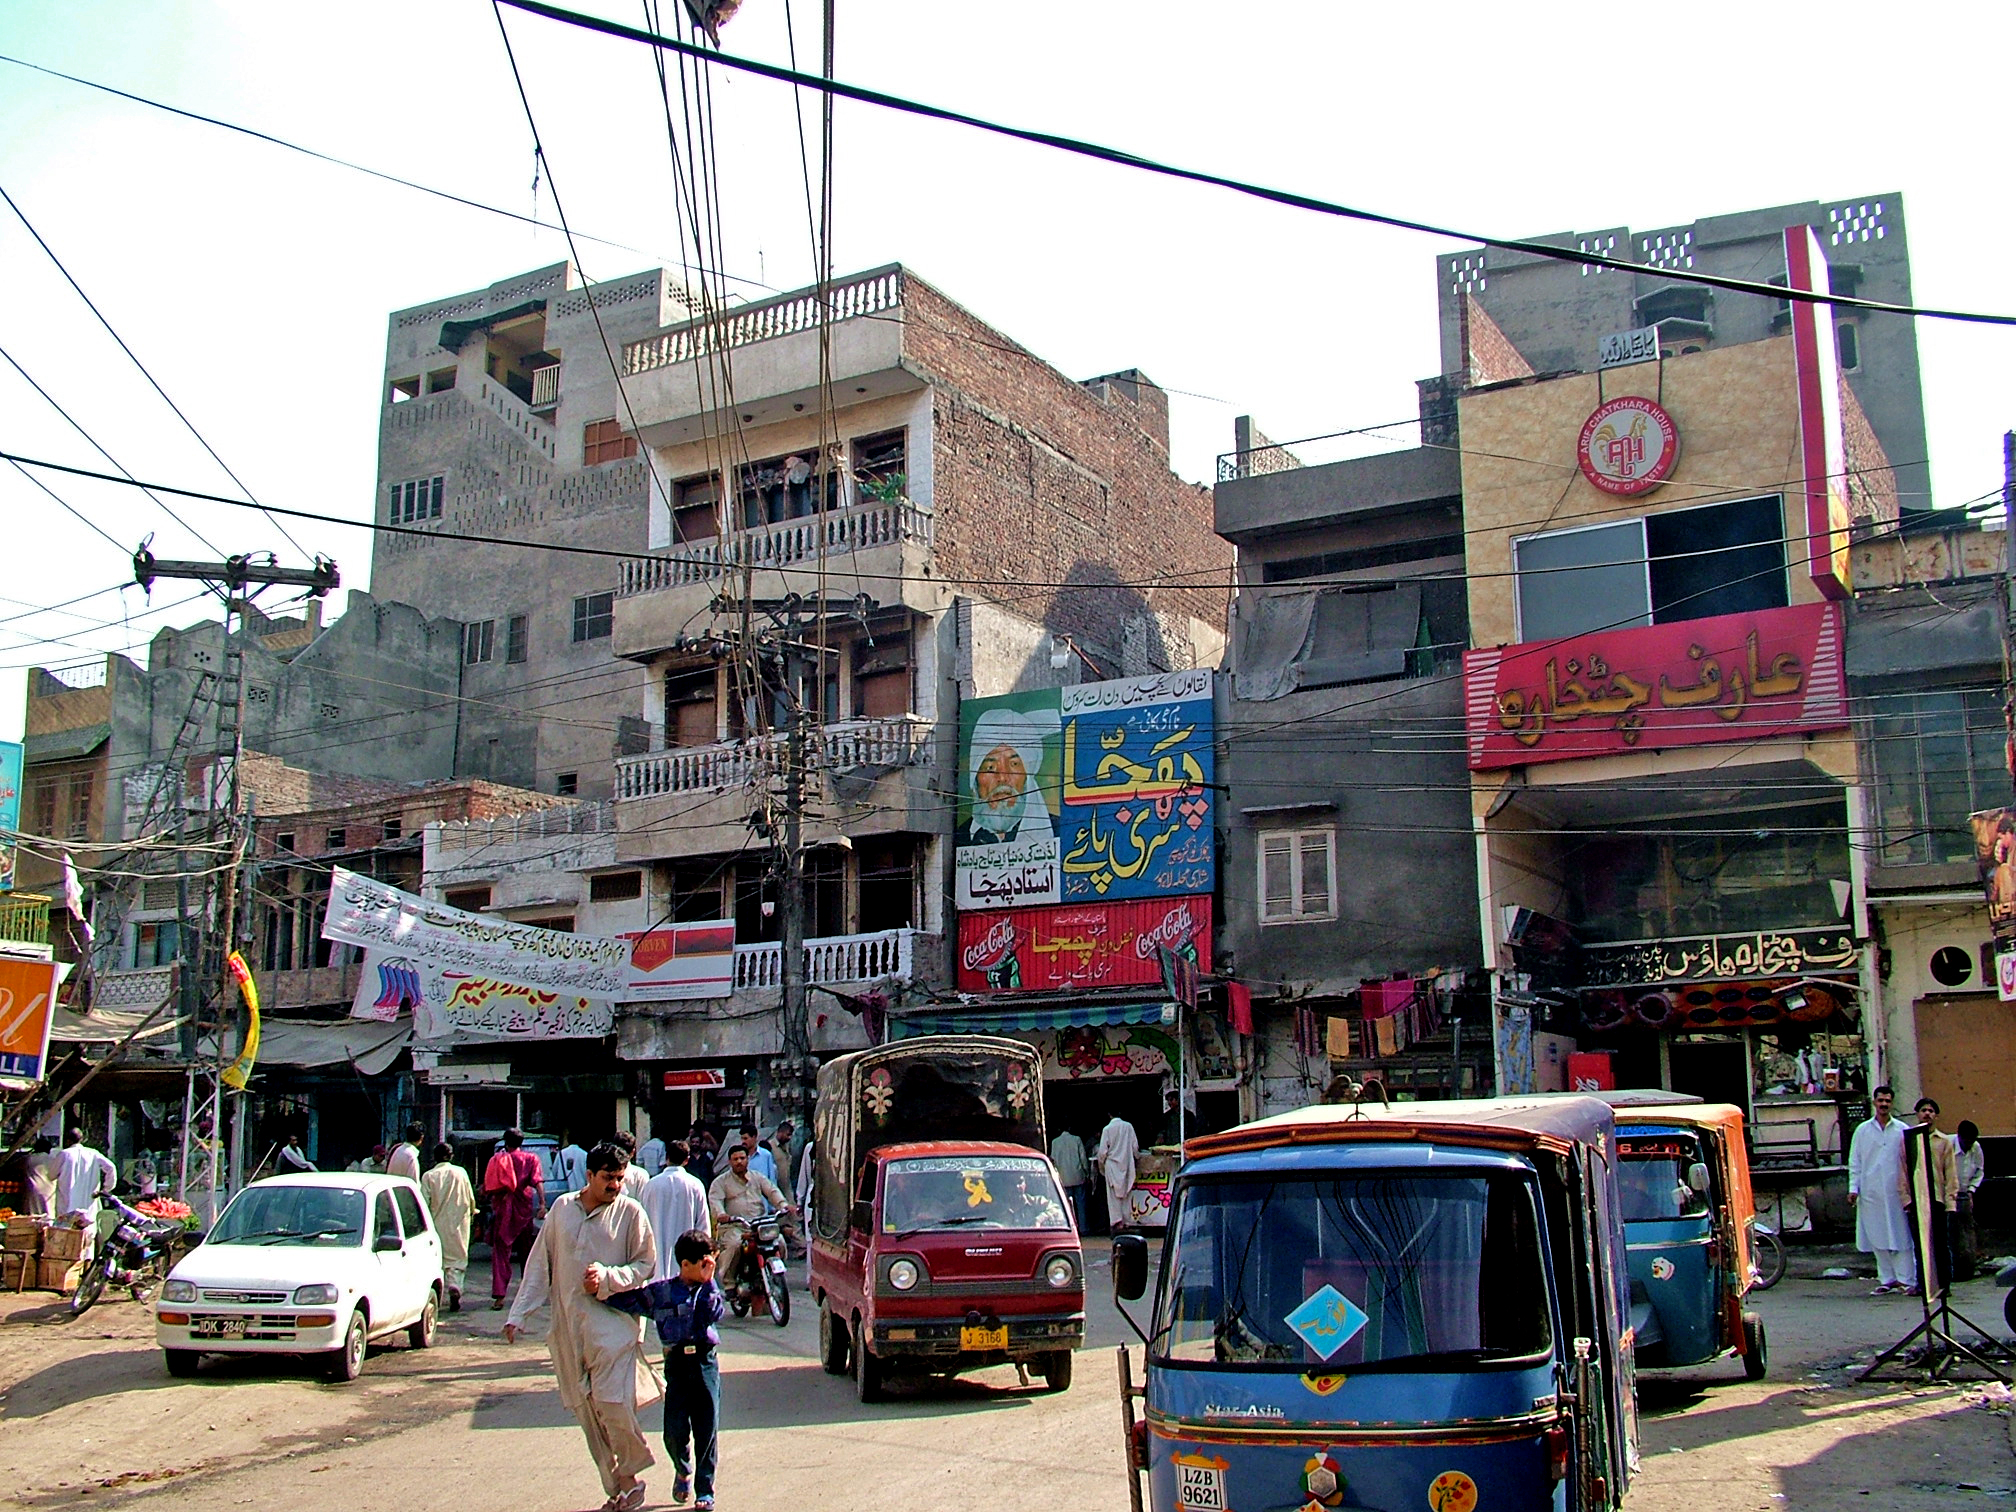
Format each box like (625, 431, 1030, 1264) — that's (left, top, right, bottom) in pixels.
(607, 1228, 726, 1508)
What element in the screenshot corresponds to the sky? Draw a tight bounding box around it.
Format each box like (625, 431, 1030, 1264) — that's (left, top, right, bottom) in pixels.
(1, 0, 2012, 741)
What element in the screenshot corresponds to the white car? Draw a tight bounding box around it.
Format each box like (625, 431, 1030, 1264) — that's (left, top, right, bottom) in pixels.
(154, 1172, 444, 1382)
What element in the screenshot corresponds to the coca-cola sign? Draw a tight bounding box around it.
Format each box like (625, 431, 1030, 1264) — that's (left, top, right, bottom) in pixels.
(955, 898, 1213, 995)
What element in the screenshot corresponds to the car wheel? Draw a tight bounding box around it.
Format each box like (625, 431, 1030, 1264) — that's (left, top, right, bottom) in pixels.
(325, 1311, 368, 1383)
(818, 1301, 850, 1375)
(164, 1349, 201, 1378)
(408, 1293, 438, 1350)
(1742, 1314, 1768, 1381)
(853, 1317, 886, 1404)
(1039, 1350, 1074, 1393)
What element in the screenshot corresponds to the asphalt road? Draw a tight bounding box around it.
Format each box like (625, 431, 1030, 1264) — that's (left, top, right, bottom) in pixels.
(2, 1243, 2013, 1511)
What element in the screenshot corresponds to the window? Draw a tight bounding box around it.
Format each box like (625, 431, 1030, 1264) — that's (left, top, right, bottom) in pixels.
(388, 376, 420, 404)
(852, 429, 907, 500)
(1870, 687, 2007, 867)
(852, 634, 911, 719)
(1260, 828, 1335, 924)
(425, 366, 456, 395)
(555, 772, 578, 797)
(382, 818, 403, 843)
(389, 475, 445, 524)
(505, 614, 528, 665)
(1262, 534, 1464, 584)
(857, 838, 916, 932)
(393, 1186, 429, 1238)
(463, 619, 495, 665)
(275, 831, 296, 855)
(1837, 320, 1862, 373)
(31, 772, 92, 841)
(325, 826, 347, 851)
(444, 885, 492, 912)
(738, 450, 838, 527)
(590, 870, 643, 902)
(583, 418, 638, 466)
(572, 593, 613, 643)
(133, 921, 181, 969)
(1513, 496, 1788, 643)
(374, 1193, 400, 1247)
(668, 862, 725, 922)
(671, 474, 721, 542)
(665, 667, 719, 748)
(524, 915, 575, 933)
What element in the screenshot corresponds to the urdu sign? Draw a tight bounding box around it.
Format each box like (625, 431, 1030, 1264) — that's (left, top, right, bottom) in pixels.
(1597, 325, 1662, 370)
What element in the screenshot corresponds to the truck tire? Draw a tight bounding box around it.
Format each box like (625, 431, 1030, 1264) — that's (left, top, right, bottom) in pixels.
(819, 1301, 850, 1375)
(1039, 1350, 1074, 1393)
(854, 1317, 886, 1403)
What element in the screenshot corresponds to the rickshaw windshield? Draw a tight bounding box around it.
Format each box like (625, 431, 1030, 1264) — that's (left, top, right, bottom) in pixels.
(1617, 1135, 1709, 1222)
(1152, 1172, 1552, 1372)
(882, 1155, 1071, 1233)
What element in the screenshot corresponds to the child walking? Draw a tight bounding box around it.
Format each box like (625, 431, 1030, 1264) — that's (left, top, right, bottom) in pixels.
(607, 1228, 726, 1508)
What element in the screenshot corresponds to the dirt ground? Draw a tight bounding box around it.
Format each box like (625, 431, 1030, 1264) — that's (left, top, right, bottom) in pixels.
(0, 1240, 2011, 1510)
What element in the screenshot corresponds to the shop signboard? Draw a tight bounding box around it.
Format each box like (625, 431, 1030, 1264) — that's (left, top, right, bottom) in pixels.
(1462, 601, 1847, 770)
(0, 740, 19, 891)
(624, 921, 736, 1001)
(1597, 325, 1662, 370)
(663, 1067, 728, 1091)
(1576, 395, 1679, 495)
(954, 669, 1214, 909)
(350, 949, 614, 1042)
(956, 896, 1211, 995)
(1582, 926, 1858, 988)
(1967, 806, 2016, 948)
(0, 957, 61, 1085)
(1999, 951, 2016, 1004)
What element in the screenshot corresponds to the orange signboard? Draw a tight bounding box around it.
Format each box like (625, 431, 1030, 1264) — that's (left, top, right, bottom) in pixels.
(0, 957, 62, 1085)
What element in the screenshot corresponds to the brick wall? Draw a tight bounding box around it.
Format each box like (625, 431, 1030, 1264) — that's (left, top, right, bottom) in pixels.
(1840, 377, 1899, 529)
(901, 280, 1231, 653)
(1462, 294, 1535, 386)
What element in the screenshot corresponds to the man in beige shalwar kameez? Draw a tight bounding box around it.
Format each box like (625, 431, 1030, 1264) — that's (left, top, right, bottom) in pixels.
(420, 1141, 475, 1312)
(504, 1144, 661, 1511)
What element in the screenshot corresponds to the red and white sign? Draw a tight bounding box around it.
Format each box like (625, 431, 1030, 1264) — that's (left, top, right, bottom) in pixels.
(1577, 396, 1680, 496)
(1785, 225, 1851, 599)
(624, 921, 736, 1002)
(957, 897, 1212, 994)
(1997, 952, 2016, 1004)
(663, 1067, 729, 1091)
(1463, 601, 1848, 770)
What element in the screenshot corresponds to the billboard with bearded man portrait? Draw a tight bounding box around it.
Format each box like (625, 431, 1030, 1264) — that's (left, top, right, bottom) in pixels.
(955, 670, 1214, 909)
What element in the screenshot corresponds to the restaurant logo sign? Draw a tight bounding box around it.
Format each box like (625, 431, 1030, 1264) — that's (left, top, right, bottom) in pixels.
(1577, 395, 1679, 496)
(1462, 601, 1848, 769)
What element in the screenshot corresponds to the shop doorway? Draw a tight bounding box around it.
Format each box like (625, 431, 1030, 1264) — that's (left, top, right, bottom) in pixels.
(1042, 1074, 1164, 1235)
(1669, 1036, 1749, 1110)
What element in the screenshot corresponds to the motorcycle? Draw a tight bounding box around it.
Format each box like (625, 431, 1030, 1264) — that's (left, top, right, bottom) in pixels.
(721, 1213, 791, 1327)
(69, 1197, 184, 1318)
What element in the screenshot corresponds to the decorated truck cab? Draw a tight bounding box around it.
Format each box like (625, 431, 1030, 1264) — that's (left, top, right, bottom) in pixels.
(808, 1035, 1085, 1402)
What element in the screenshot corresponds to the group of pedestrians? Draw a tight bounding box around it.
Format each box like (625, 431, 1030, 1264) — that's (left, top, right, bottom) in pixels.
(1847, 1086, 1985, 1298)
(1047, 1112, 1143, 1233)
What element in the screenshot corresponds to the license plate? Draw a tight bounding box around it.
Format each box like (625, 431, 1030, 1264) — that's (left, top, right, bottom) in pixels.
(960, 1324, 1009, 1350)
(766, 1256, 787, 1275)
(193, 1318, 247, 1338)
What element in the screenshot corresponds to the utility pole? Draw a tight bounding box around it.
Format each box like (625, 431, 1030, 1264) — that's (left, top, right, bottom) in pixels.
(132, 546, 338, 1222)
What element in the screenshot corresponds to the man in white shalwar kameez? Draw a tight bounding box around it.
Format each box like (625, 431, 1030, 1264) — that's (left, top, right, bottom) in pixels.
(1093, 1113, 1140, 1233)
(505, 1144, 662, 1511)
(639, 1140, 711, 1283)
(1849, 1085, 1916, 1294)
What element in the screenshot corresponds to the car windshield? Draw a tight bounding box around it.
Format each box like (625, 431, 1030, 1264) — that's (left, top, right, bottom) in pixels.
(882, 1155, 1070, 1234)
(1152, 1172, 1552, 1372)
(1617, 1135, 1710, 1221)
(210, 1185, 368, 1246)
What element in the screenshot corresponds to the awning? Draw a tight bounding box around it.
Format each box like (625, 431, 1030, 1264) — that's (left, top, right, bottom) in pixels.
(202, 1019, 412, 1077)
(439, 299, 547, 353)
(25, 723, 110, 763)
(50, 1004, 184, 1043)
(888, 1002, 1169, 1038)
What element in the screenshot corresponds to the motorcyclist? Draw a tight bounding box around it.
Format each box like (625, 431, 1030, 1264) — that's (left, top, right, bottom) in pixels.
(705, 1144, 794, 1295)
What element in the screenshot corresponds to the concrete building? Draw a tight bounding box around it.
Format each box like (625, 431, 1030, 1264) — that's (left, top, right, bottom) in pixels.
(1212, 436, 1487, 1117)
(1436, 195, 1931, 514)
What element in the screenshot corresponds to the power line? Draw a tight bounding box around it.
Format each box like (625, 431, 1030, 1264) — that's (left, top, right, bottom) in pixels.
(497, 0, 2016, 331)
(0, 183, 310, 555)
(0, 50, 775, 296)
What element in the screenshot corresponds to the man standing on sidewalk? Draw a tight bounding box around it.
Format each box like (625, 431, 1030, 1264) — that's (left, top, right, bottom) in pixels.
(484, 1128, 545, 1310)
(504, 1144, 661, 1512)
(640, 1141, 711, 1283)
(1093, 1113, 1139, 1235)
(422, 1141, 475, 1312)
(1849, 1086, 1915, 1295)
(1049, 1125, 1089, 1232)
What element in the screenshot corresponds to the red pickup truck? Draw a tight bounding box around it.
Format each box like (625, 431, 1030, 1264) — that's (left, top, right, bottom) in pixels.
(808, 1036, 1085, 1402)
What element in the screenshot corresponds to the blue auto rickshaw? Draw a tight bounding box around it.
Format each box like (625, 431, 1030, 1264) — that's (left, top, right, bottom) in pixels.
(1114, 1096, 1638, 1512)
(1611, 1100, 1765, 1381)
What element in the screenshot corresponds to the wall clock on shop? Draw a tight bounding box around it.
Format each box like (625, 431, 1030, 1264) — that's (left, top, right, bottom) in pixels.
(1577, 395, 1680, 496)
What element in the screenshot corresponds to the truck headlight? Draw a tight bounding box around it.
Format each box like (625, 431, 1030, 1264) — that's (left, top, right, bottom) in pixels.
(1045, 1256, 1076, 1288)
(162, 1279, 197, 1303)
(888, 1259, 921, 1292)
(293, 1283, 340, 1305)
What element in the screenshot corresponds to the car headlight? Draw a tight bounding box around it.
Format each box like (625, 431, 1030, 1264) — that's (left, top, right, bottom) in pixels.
(293, 1284, 340, 1305)
(1044, 1256, 1076, 1289)
(888, 1259, 921, 1292)
(162, 1279, 197, 1303)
